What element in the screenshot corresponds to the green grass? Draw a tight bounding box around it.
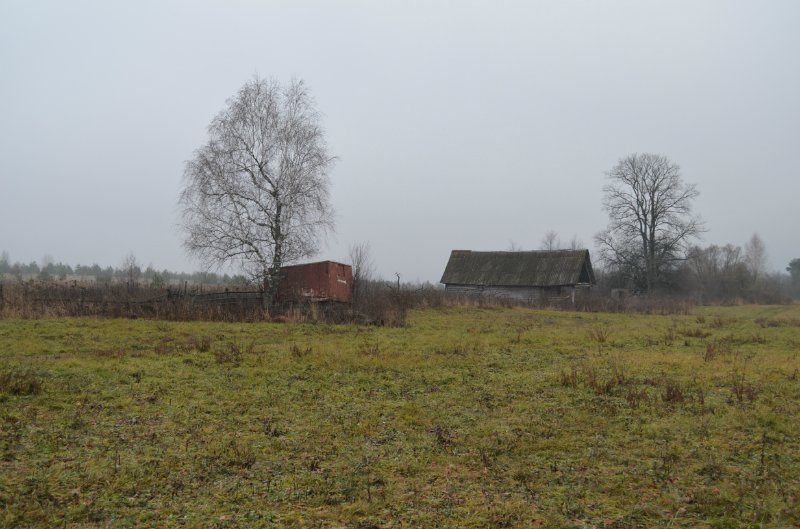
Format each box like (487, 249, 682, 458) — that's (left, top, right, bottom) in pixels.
(1, 305, 799, 528)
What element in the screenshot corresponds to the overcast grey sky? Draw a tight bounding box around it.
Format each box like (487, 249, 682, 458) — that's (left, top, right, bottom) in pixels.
(2, 0, 798, 282)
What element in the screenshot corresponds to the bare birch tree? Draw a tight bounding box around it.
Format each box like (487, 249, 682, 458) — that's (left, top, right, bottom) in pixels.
(539, 230, 560, 251)
(348, 241, 374, 306)
(744, 233, 768, 282)
(595, 153, 703, 292)
(122, 253, 141, 287)
(539, 231, 584, 251)
(507, 240, 523, 251)
(568, 234, 584, 251)
(179, 77, 335, 307)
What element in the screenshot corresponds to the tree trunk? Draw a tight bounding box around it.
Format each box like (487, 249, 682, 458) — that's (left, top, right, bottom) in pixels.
(264, 204, 284, 313)
(641, 232, 651, 292)
(261, 270, 272, 312)
(266, 265, 282, 312)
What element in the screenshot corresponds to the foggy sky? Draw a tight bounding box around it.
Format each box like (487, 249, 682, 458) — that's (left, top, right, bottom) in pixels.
(2, 0, 798, 282)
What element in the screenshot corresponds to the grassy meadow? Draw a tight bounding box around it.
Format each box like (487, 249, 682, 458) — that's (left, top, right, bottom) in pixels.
(1, 305, 799, 528)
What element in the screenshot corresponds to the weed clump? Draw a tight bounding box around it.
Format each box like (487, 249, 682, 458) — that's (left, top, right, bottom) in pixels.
(155, 334, 213, 354)
(430, 425, 453, 448)
(260, 417, 285, 437)
(661, 378, 685, 405)
(730, 370, 759, 404)
(290, 344, 312, 359)
(663, 327, 676, 346)
(358, 340, 381, 356)
(559, 365, 579, 388)
(710, 316, 725, 329)
(625, 387, 649, 408)
(682, 327, 711, 339)
(213, 341, 251, 366)
(218, 437, 257, 469)
(0, 369, 43, 395)
(433, 343, 473, 356)
(189, 335, 213, 352)
(1, 413, 22, 461)
(154, 337, 176, 354)
(703, 342, 718, 362)
(587, 328, 610, 344)
(755, 317, 800, 328)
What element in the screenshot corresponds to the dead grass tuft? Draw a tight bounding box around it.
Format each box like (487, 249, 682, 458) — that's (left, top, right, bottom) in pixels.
(587, 328, 610, 344)
(0, 369, 43, 395)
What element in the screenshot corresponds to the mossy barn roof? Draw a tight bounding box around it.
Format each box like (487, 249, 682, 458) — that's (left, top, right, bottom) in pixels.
(440, 250, 595, 287)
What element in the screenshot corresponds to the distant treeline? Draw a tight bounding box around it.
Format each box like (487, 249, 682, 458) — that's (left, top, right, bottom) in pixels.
(0, 253, 250, 287)
(596, 242, 800, 304)
(2, 242, 798, 315)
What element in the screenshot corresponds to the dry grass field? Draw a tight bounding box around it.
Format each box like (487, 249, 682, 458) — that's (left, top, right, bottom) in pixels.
(1, 305, 799, 528)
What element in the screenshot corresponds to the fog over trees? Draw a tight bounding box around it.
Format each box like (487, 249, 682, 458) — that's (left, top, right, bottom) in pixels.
(0, 252, 248, 286)
(4, 140, 799, 303)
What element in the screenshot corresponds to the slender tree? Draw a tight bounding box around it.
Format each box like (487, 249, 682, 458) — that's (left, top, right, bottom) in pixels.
(787, 258, 800, 297)
(507, 240, 523, 251)
(539, 230, 560, 251)
(122, 253, 141, 287)
(743, 233, 768, 282)
(179, 77, 335, 308)
(568, 235, 584, 251)
(349, 241, 375, 307)
(595, 153, 704, 291)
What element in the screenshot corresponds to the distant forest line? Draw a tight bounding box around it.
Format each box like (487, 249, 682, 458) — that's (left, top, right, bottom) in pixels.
(0, 252, 247, 287)
(1, 244, 799, 307)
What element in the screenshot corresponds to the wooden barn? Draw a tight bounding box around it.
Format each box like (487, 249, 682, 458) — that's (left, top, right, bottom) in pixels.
(440, 249, 595, 304)
(276, 260, 353, 303)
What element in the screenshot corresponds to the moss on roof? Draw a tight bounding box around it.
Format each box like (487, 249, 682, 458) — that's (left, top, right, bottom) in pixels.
(440, 249, 595, 287)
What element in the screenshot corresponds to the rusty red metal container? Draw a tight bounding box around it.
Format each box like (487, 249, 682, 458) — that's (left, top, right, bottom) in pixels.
(277, 260, 353, 303)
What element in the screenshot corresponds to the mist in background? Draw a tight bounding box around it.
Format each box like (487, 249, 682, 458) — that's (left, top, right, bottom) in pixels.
(2, 0, 798, 281)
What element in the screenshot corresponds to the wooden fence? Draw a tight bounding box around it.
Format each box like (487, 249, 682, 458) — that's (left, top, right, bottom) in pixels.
(0, 281, 359, 321)
(0, 281, 267, 320)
